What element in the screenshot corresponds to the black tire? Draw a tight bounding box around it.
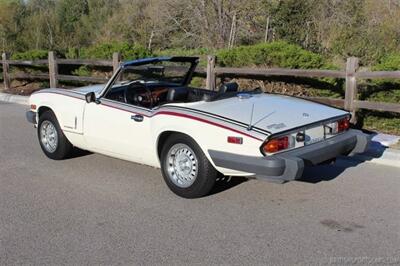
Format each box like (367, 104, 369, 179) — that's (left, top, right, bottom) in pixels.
(37, 110, 73, 160)
(160, 133, 217, 198)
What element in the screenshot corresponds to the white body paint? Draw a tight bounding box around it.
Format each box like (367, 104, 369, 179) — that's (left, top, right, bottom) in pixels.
(29, 83, 348, 176)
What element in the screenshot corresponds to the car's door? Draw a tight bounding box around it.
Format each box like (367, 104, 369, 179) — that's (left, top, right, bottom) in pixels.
(83, 86, 153, 164)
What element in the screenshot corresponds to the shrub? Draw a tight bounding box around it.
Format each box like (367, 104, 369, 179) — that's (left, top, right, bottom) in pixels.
(78, 42, 152, 60)
(11, 50, 48, 60)
(373, 54, 400, 71)
(72, 65, 91, 77)
(216, 41, 326, 69)
(370, 54, 400, 85)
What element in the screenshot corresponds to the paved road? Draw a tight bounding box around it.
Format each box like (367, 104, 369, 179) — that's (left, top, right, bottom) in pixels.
(0, 101, 399, 265)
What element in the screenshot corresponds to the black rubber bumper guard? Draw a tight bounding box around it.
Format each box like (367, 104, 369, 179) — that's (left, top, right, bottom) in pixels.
(209, 129, 370, 183)
(26, 111, 37, 125)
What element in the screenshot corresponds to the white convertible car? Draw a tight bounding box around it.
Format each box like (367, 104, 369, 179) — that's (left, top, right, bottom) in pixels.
(27, 57, 369, 198)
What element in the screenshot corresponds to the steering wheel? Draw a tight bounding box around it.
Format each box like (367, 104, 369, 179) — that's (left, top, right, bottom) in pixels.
(123, 81, 153, 108)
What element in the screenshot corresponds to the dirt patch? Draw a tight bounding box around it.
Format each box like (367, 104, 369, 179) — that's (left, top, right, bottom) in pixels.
(3, 80, 43, 96)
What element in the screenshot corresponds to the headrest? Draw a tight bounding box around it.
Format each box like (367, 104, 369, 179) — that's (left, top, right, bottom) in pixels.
(167, 87, 188, 102)
(219, 82, 239, 93)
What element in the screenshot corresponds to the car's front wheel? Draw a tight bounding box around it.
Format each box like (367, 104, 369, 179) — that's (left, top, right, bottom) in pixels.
(160, 134, 217, 198)
(38, 110, 73, 160)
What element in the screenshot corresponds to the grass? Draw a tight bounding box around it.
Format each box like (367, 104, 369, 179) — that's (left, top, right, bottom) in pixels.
(361, 111, 400, 135)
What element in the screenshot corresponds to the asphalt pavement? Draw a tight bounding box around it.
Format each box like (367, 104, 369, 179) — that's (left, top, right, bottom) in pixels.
(0, 101, 399, 265)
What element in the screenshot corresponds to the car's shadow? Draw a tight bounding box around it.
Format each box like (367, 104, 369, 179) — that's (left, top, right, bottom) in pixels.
(209, 176, 249, 196)
(299, 140, 386, 183)
(210, 140, 387, 193)
(298, 159, 363, 183)
(67, 148, 93, 159)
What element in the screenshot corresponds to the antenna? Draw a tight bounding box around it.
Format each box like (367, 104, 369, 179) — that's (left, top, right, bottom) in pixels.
(247, 103, 255, 131)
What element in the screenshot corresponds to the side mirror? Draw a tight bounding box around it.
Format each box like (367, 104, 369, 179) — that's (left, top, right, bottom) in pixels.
(85, 92, 97, 103)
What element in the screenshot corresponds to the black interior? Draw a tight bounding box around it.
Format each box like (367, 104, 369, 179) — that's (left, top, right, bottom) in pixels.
(219, 82, 239, 93)
(104, 82, 240, 109)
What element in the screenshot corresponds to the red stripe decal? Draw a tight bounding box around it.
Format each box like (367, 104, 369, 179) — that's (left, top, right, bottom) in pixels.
(100, 105, 262, 141)
(155, 111, 263, 141)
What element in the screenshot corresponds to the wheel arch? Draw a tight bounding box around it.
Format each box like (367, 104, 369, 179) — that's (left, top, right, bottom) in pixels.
(156, 131, 181, 161)
(156, 130, 210, 163)
(37, 105, 64, 129)
(36, 104, 77, 147)
(37, 106, 53, 118)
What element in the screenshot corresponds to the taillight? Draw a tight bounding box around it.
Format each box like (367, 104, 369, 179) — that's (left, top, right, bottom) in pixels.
(262, 135, 294, 154)
(338, 118, 350, 132)
(262, 116, 350, 155)
(325, 117, 350, 135)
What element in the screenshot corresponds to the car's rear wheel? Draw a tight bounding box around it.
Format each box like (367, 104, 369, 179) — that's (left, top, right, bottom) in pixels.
(160, 134, 217, 198)
(38, 110, 72, 160)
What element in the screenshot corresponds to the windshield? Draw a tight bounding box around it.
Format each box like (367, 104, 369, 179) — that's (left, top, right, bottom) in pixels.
(115, 61, 193, 86)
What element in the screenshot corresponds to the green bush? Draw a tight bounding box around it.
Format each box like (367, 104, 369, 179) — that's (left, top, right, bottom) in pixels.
(370, 53, 400, 86)
(72, 65, 91, 77)
(77, 42, 152, 60)
(373, 54, 400, 71)
(216, 41, 326, 69)
(11, 50, 48, 60)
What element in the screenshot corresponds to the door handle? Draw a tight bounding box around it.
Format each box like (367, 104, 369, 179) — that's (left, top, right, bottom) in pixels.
(131, 114, 144, 122)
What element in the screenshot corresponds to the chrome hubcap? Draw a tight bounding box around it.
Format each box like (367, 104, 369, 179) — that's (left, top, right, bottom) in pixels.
(40, 120, 58, 153)
(166, 144, 198, 188)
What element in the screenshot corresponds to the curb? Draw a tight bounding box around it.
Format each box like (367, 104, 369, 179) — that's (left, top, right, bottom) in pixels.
(0, 92, 29, 105)
(352, 141, 400, 168)
(0, 92, 399, 168)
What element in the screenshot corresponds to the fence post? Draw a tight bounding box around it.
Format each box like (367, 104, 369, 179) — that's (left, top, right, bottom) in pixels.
(48, 51, 58, 88)
(206, 55, 216, 91)
(344, 57, 359, 123)
(113, 52, 121, 73)
(2, 53, 11, 90)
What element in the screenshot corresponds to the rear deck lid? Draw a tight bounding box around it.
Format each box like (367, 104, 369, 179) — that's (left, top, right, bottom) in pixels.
(183, 93, 348, 135)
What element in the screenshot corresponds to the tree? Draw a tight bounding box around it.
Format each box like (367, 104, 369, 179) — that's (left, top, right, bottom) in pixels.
(19, 0, 57, 50)
(271, 0, 319, 50)
(56, 0, 89, 49)
(0, 0, 25, 52)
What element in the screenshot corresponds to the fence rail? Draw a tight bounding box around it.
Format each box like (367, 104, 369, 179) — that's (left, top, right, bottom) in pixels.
(214, 67, 346, 78)
(1, 52, 400, 122)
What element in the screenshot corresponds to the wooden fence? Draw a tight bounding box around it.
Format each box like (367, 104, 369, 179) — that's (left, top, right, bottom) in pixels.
(1, 52, 400, 123)
(1, 52, 121, 88)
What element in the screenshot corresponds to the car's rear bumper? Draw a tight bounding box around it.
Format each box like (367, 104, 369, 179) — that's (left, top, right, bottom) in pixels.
(26, 111, 37, 125)
(209, 129, 370, 182)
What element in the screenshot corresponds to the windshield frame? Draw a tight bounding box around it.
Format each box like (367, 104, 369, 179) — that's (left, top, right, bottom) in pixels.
(98, 56, 199, 99)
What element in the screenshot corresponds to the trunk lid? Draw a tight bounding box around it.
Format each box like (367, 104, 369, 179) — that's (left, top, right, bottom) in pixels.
(183, 93, 348, 134)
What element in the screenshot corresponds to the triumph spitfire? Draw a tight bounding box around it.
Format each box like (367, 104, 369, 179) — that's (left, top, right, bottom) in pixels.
(27, 57, 369, 198)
